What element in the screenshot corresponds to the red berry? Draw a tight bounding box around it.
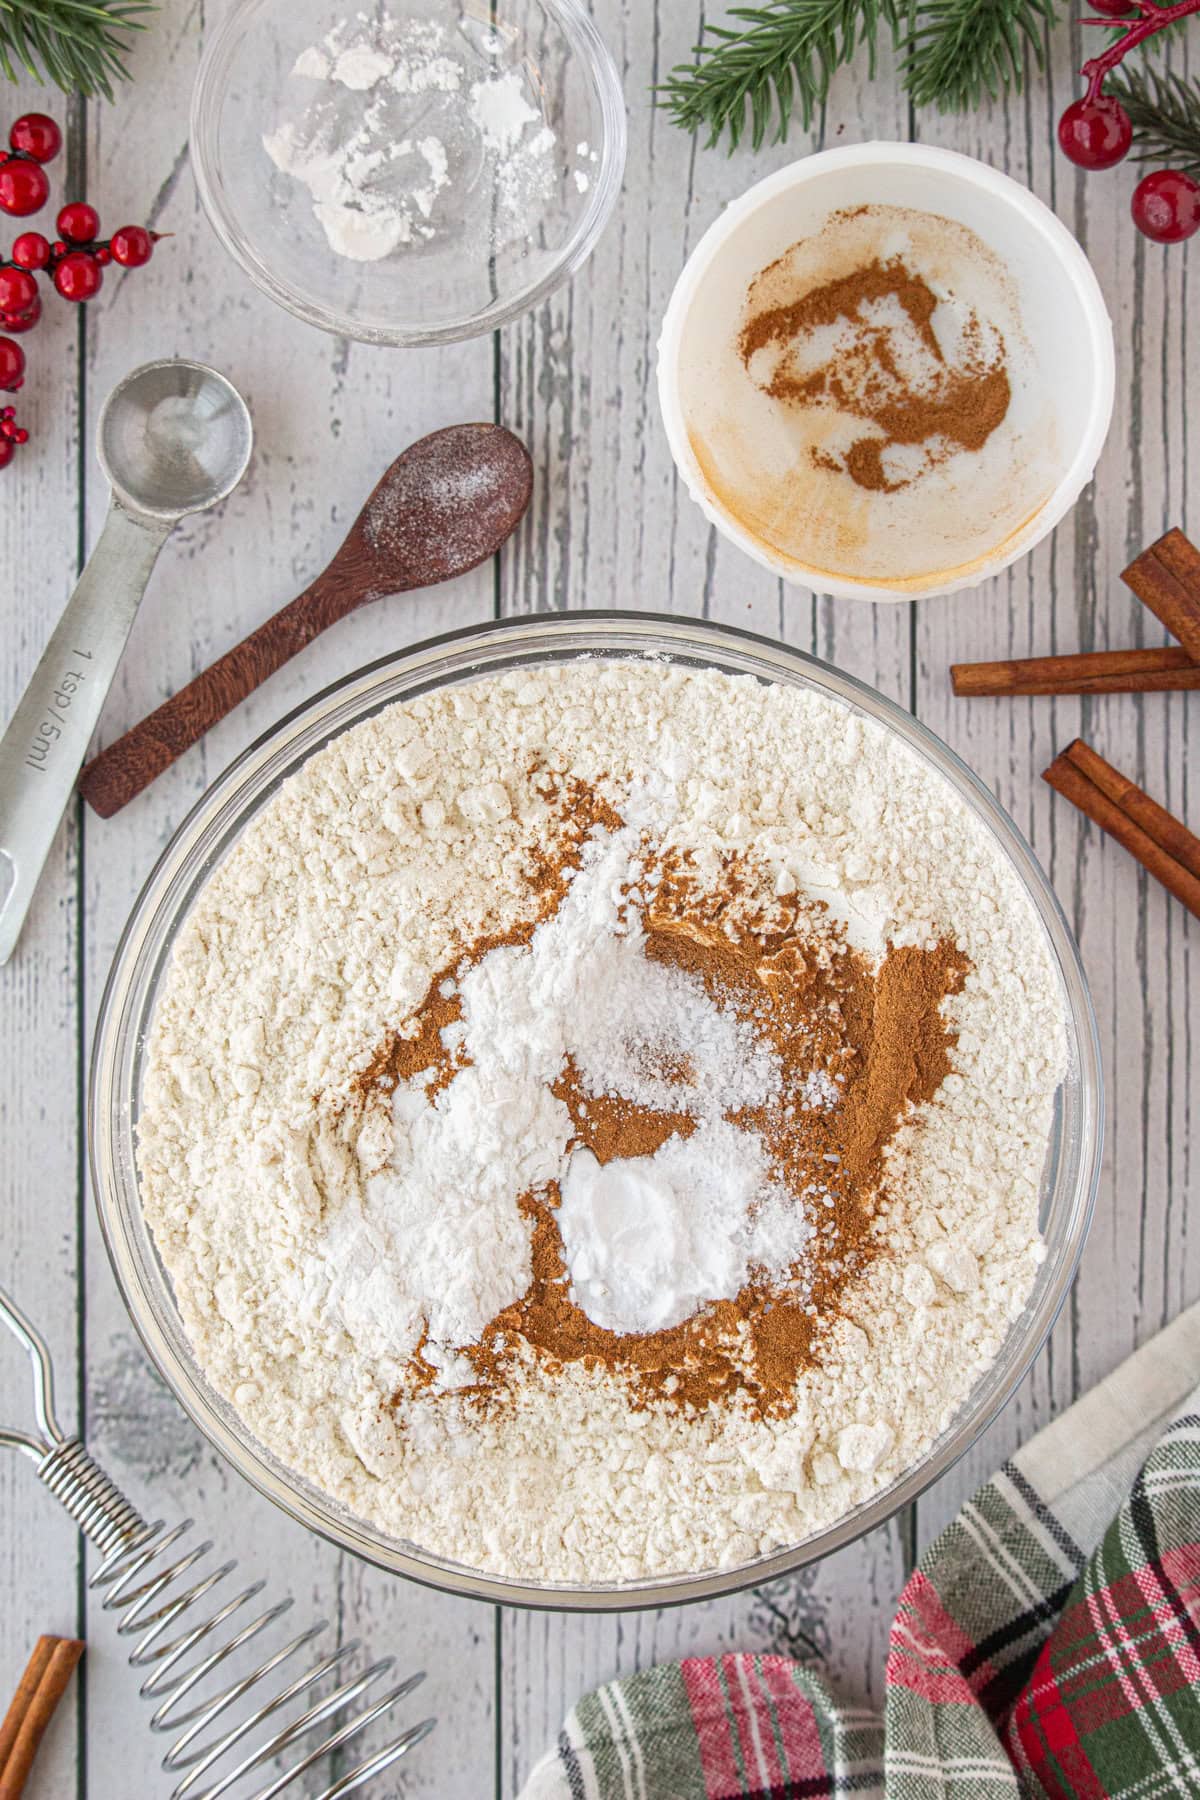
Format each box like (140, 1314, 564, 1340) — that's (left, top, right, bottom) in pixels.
(0, 437, 15, 469)
(1057, 95, 1132, 170)
(1131, 168, 1200, 243)
(12, 426, 27, 444)
(2, 295, 41, 332)
(11, 230, 50, 270)
(0, 336, 24, 390)
(53, 250, 102, 301)
(109, 224, 153, 267)
(56, 201, 100, 244)
(0, 159, 50, 217)
(0, 266, 38, 314)
(9, 113, 61, 163)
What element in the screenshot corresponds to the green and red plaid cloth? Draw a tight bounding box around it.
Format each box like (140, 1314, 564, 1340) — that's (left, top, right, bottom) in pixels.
(521, 1303, 1200, 1800)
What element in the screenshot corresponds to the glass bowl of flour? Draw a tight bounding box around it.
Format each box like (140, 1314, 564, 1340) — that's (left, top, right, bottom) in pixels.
(190, 0, 625, 344)
(90, 615, 1102, 1609)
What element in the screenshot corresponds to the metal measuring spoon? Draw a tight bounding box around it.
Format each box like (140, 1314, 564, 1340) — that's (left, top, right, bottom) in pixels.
(0, 358, 252, 964)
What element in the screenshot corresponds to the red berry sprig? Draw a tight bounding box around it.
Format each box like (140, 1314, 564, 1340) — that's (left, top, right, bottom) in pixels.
(0, 110, 58, 220)
(0, 112, 165, 467)
(1058, 0, 1200, 242)
(0, 336, 25, 388)
(8, 114, 61, 163)
(0, 403, 29, 467)
(1058, 93, 1132, 169)
(1131, 166, 1200, 241)
(12, 231, 51, 270)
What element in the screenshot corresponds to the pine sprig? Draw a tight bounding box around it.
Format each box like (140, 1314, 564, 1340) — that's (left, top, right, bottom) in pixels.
(901, 0, 1058, 112)
(659, 0, 1060, 148)
(0, 0, 156, 101)
(658, 0, 897, 152)
(1107, 64, 1200, 173)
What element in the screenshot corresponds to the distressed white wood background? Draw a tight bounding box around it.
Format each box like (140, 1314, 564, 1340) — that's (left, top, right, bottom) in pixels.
(0, 0, 1196, 1793)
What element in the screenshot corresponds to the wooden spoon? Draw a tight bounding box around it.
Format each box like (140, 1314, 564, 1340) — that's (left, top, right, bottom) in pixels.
(78, 422, 533, 818)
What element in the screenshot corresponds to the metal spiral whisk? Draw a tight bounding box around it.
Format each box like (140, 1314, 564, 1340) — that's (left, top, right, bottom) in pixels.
(0, 1286, 434, 1798)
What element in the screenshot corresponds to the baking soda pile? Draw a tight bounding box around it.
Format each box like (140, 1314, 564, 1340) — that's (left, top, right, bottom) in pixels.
(138, 662, 1066, 1583)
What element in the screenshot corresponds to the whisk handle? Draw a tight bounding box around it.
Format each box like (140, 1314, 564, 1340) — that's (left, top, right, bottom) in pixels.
(0, 1283, 63, 1451)
(0, 1284, 151, 1558)
(36, 1438, 150, 1560)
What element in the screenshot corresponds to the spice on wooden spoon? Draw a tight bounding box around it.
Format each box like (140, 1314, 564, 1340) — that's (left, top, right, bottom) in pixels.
(78, 422, 533, 818)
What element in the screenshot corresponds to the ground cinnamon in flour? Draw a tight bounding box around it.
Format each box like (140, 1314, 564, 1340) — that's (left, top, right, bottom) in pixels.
(738, 252, 1011, 494)
(368, 793, 970, 1424)
(353, 771, 621, 1101)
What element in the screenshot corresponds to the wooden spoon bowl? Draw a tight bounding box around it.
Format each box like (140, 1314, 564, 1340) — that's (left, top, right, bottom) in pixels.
(79, 422, 533, 818)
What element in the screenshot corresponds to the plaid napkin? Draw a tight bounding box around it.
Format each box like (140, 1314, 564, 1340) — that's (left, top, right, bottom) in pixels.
(520, 1302, 1200, 1800)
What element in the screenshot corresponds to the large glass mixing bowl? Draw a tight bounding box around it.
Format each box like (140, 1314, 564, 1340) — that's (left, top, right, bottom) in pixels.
(90, 614, 1103, 1610)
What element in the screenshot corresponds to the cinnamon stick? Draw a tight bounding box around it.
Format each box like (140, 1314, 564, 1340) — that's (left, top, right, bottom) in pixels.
(0, 1637, 84, 1799)
(951, 644, 1199, 697)
(0, 1642, 54, 1776)
(1060, 739, 1200, 883)
(1121, 528, 1200, 663)
(1043, 740, 1200, 919)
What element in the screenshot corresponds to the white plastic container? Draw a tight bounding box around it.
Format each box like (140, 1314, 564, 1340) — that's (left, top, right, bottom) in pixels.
(658, 143, 1115, 603)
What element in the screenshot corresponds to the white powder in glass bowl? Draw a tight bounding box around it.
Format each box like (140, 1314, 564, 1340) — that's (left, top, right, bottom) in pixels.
(263, 14, 576, 262)
(137, 661, 1066, 1584)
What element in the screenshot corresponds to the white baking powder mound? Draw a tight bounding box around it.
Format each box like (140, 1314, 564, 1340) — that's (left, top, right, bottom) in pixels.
(264, 15, 563, 261)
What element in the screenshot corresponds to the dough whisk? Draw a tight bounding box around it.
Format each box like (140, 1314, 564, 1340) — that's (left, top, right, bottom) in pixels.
(0, 1285, 434, 1797)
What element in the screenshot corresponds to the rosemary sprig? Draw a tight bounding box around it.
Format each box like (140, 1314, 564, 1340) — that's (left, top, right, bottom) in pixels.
(0, 0, 155, 101)
(658, 0, 897, 152)
(901, 0, 1059, 112)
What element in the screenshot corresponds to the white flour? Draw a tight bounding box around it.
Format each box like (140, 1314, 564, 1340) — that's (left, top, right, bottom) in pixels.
(263, 15, 561, 262)
(138, 662, 1067, 1583)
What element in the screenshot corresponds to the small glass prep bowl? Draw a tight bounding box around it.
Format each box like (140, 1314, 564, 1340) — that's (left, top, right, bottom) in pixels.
(190, 0, 626, 345)
(90, 615, 1103, 1611)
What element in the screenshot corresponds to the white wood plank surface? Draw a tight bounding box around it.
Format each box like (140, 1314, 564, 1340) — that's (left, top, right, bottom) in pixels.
(0, 83, 86, 1800)
(0, 0, 1195, 1794)
(73, 5, 498, 1793)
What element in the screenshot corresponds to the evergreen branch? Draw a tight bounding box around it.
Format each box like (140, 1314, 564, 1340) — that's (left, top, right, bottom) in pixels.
(657, 0, 897, 153)
(1107, 63, 1200, 173)
(0, 0, 155, 100)
(900, 0, 1059, 112)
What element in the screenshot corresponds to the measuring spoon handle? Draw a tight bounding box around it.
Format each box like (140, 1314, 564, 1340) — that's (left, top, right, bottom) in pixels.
(0, 502, 171, 965)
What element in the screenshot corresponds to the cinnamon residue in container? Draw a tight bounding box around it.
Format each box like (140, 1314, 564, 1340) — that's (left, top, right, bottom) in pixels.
(738, 251, 1011, 494)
